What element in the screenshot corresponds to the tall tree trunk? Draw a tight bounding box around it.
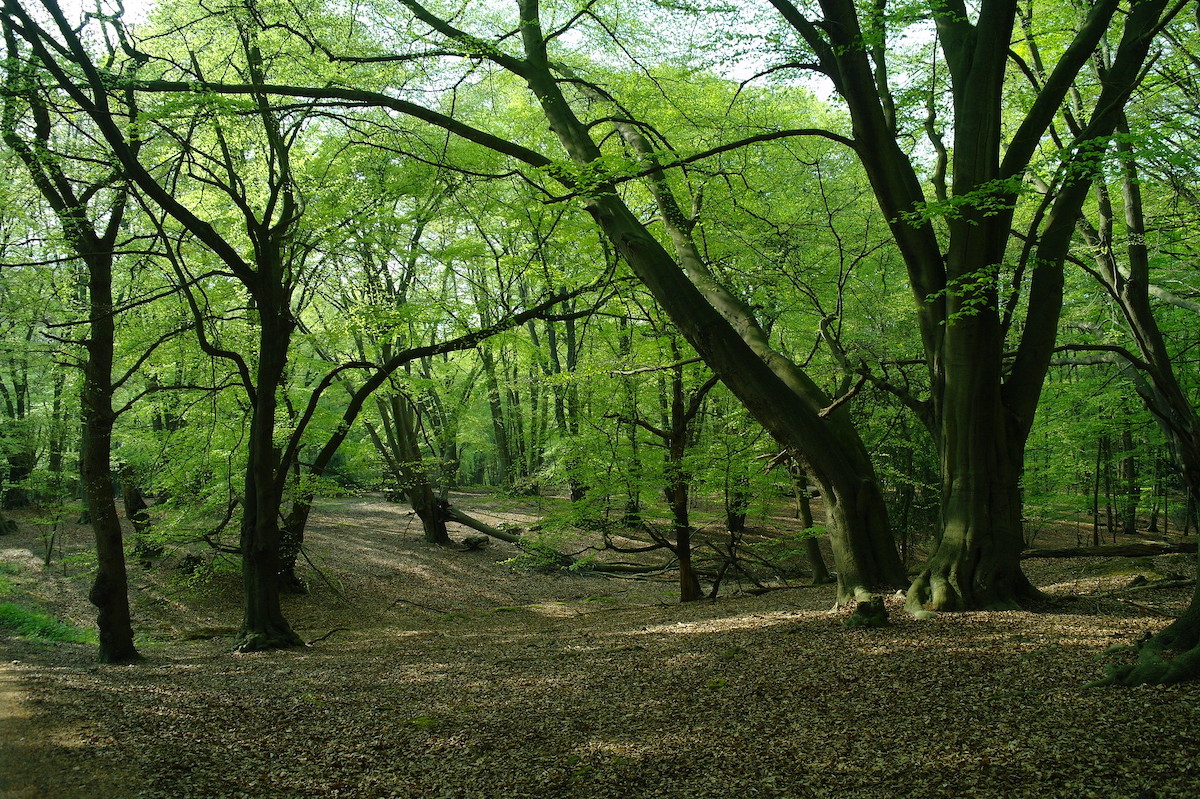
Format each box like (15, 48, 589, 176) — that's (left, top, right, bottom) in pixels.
(478, 345, 514, 491)
(725, 476, 750, 534)
(544, 297, 588, 501)
(908, 416, 1039, 611)
(3, 449, 35, 509)
(81, 256, 141, 664)
(0, 45, 141, 662)
(1093, 437, 1104, 548)
(766, 0, 1171, 612)
(660, 359, 713, 603)
(236, 310, 303, 652)
(1120, 424, 1138, 536)
(47, 371, 66, 477)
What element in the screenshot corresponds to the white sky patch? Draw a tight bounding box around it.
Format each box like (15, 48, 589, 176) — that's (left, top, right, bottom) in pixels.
(53, 0, 150, 26)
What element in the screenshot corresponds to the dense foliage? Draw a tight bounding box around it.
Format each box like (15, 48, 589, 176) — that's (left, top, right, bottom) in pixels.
(0, 0, 1197, 682)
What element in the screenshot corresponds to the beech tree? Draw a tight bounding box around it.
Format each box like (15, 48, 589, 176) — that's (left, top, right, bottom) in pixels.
(1, 23, 144, 661)
(254, 0, 1178, 610)
(1075, 19, 1200, 682)
(757, 0, 1181, 611)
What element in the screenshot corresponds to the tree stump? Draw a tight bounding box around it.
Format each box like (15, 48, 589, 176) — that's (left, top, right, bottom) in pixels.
(845, 595, 890, 629)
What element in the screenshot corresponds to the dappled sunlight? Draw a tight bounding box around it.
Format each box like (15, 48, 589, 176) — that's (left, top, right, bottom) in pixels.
(635, 608, 814, 636)
(3, 495, 1197, 798)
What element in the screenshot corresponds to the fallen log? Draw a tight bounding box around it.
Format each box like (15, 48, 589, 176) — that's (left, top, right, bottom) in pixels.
(1021, 541, 1197, 559)
(442, 503, 583, 569)
(442, 504, 704, 579)
(1113, 599, 1178, 618)
(580, 562, 671, 575)
(1101, 577, 1196, 595)
(443, 504, 523, 544)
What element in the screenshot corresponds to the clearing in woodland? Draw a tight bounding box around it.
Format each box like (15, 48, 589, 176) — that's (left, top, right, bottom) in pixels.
(1, 495, 1198, 799)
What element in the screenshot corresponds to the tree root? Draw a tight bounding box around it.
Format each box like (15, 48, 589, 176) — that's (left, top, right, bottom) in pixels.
(905, 567, 1044, 614)
(233, 626, 306, 653)
(306, 627, 349, 645)
(1090, 644, 1200, 686)
(1091, 615, 1200, 686)
(844, 596, 890, 629)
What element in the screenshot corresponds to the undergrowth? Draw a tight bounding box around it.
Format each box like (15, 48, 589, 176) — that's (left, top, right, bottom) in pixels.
(0, 601, 94, 643)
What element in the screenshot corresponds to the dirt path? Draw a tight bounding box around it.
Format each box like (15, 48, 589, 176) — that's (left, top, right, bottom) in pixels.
(0, 661, 64, 799)
(1, 660, 140, 799)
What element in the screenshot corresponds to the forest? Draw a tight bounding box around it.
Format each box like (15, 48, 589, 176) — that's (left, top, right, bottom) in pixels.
(0, 0, 1199, 795)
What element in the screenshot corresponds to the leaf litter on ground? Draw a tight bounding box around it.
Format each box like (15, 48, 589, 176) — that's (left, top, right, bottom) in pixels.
(1, 495, 1198, 799)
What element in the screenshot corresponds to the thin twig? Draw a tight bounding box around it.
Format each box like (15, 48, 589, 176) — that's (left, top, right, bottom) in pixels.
(306, 627, 349, 645)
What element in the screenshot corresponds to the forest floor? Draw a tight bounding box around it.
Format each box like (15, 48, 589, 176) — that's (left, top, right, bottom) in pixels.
(1, 493, 1199, 799)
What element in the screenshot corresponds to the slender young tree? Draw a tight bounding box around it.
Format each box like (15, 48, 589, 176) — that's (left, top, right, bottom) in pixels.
(610, 327, 719, 602)
(1, 22, 141, 661)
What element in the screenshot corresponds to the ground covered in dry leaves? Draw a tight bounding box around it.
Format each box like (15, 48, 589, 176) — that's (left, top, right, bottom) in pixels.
(2, 495, 1199, 798)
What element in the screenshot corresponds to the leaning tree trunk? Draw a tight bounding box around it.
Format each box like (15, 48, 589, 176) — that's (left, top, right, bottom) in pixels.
(597, 202, 904, 603)
(500, 7, 905, 604)
(409, 480, 451, 545)
(362, 393, 453, 546)
(1076, 109, 1200, 683)
(1091, 366, 1200, 685)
